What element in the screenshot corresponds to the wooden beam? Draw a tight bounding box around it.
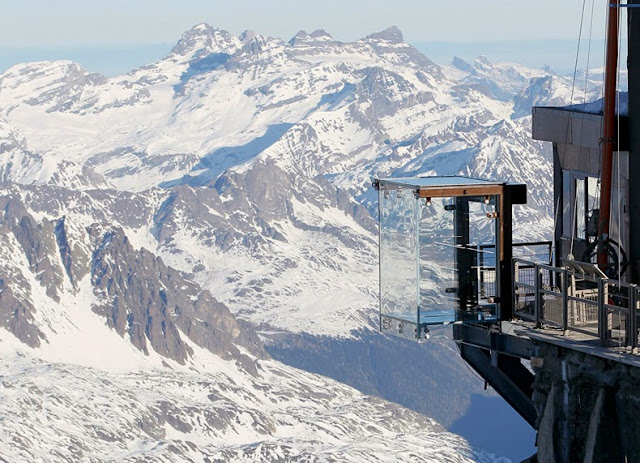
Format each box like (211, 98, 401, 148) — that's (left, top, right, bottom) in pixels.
(418, 185, 504, 198)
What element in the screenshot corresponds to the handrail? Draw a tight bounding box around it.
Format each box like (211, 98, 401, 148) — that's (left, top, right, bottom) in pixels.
(484, 241, 553, 264)
(631, 286, 638, 350)
(512, 257, 639, 351)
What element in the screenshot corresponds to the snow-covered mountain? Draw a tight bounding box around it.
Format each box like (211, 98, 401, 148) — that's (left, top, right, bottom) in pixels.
(0, 23, 605, 461)
(0, 24, 602, 336)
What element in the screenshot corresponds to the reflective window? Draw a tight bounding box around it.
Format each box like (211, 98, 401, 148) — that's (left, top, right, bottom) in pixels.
(417, 195, 499, 324)
(379, 186, 419, 324)
(576, 178, 585, 240)
(562, 170, 571, 238)
(587, 176, 600, 214)
(418, 197, 457, 324)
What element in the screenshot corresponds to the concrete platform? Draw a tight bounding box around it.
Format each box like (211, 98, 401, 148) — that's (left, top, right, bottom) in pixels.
(509, 321, 640, 368)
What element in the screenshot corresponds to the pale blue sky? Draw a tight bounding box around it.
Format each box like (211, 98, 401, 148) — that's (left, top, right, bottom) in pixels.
(0, 0, 618, 75)
(0, 0, 608, 46)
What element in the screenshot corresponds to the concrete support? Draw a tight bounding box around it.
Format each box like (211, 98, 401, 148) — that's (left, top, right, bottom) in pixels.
(531, 341, 640, 462)
(537, 384, 558, 463)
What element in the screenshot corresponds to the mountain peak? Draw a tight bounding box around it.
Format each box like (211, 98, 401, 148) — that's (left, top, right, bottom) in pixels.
(239, 29, 257, 43)
(290, 30, 309, 43)
(191, 23, 212, 33)
(452, 56, 473, 73)
(181, 23, 217, 41)
(171, 24, 239, 57)
(289, 29, 334, 46)
(366, 26, 403, 43)
(475, 55, 493, 67)
(310, 29, 333, 39)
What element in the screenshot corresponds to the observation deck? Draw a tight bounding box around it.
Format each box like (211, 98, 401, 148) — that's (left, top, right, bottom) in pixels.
(375, 175, 640, 353)
(374, 175, 640, 434)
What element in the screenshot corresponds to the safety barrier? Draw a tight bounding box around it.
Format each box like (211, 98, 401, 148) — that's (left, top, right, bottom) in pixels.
(512, 258, 639, 350)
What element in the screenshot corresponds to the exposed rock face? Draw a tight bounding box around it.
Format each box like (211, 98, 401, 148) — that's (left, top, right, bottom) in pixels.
(289, 29, 336, 47)
(54, 215, 91, 287)
(90, 226, 265, 366)
(453, 56, 474, 73)
(0, 186, 266, 366)
(0, 194, 57, 347)
(366, 26, 404, 43)
(170, 24, 240, 58)
(8, 209, 64, 302)
(531, 341, 640, 463)
(0, 276, 44, 348)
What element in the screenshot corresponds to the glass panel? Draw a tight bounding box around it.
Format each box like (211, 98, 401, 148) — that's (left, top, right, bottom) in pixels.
(417, 195, 499, 325)
(587, 176, 600, 214)
(576, 178, 586, 240)
(609, 154, 628, 254)
(418, 197, 457, 324)
(610, 173, 629, 281)
(586, 176, 600, 240)
(379, 186, 419, 324)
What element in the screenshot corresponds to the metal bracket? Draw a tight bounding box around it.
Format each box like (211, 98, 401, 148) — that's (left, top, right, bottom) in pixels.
(599, 136, 618, 144)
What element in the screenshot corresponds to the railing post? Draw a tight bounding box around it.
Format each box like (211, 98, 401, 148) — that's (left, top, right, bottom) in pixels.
(562, 269, 569, 334)
(535, 264, 542, 328)
(511, 258, 516, 319)
(631, 285, 638, 351)
(598, 278, 607, 346)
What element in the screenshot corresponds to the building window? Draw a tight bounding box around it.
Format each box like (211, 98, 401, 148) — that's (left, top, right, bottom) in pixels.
(576, 178, 586, 240)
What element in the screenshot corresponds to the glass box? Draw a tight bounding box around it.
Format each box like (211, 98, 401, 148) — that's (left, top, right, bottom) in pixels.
(378, 176, 504, 341)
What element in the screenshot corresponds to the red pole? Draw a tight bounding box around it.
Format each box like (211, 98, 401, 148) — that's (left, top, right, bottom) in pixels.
(598, 0, 620, 271)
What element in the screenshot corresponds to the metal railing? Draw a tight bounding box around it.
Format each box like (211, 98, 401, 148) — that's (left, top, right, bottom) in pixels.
(512, 258, 639, 351)
(479, 241, 552, 307)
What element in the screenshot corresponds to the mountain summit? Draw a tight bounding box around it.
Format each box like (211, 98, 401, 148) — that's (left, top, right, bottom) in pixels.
(366, 25, 404, 42)
(170, 23, 240, 57)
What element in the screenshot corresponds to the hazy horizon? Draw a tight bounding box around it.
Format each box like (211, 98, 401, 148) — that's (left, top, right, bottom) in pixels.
(0, 36, 617, 77)
(1, 1, 608, 46)
(0, 0, 621, 77)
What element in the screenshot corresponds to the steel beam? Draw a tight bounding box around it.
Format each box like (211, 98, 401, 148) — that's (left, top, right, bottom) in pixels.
(458, 343, 537, 427)
(454, 323, 533, 359)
